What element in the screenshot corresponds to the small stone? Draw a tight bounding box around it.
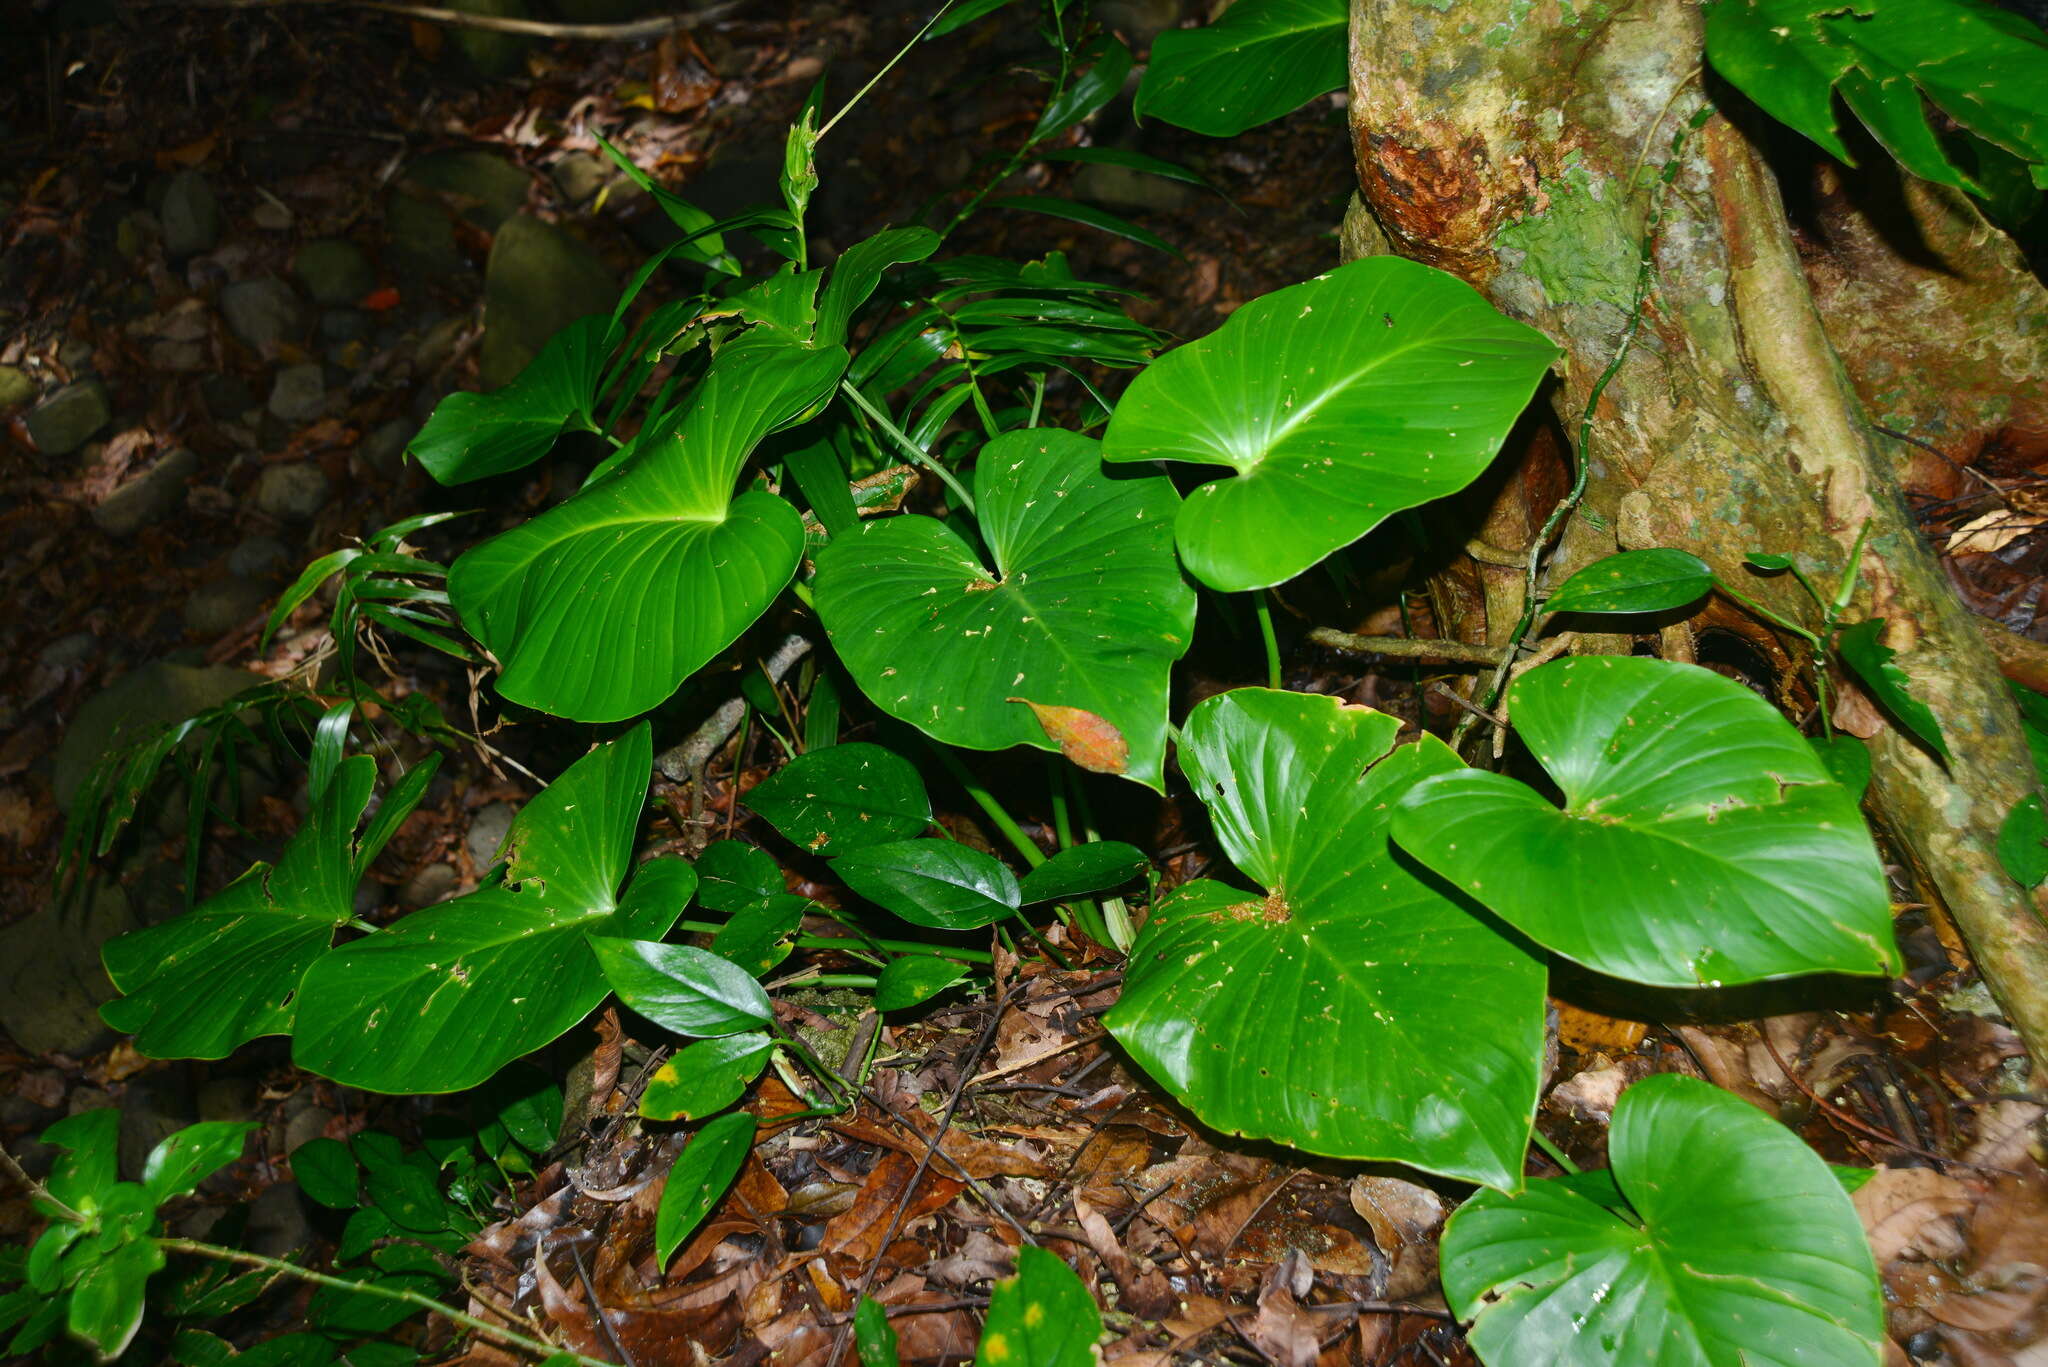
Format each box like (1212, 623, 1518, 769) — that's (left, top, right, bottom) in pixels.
(441, 0, 535, 78)
(92, 446, 197, 538)
(319, 309, 372, 344)
(197, 1076, 259, 1123)
(400, 862, 459, 908)
(0, 879, 138, 1056)
(38, 632, 97, 673)
(160, 170, 221, 258)
(219, 275, 309, 355)
(120, 1077, 196, 1179)
(0, 364, 33, 409)
(384, 190, 466, 277)
(200, 372, 256, 417)
(252, 460, 330, 520)
(412, 314, 469, 374)
(245, 1181, 315, 1257)
(466, 801, 515, 867)
(57, 337, 95, 372)
(550, 151, 613, 206)
(25, 379, 112, 455)
(227, 534, 292, 580)
(267, 363, 326, 422)
(480, 214, 616, 388)
(405, 150, 531, 230)
(358, 417, 415, 476)
(1072, 158, 1197, 214)
(54, 660, 261, 809)
(293, 238, 377, 307)
(282, 1101, 335, 1155)
(183, 575, 271, 637)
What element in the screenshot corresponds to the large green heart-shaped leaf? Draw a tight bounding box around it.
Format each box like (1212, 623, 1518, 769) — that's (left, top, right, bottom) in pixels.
(1101, 256, 1557, 592)
(100, 755, 381, 1060)
(412, 314, 615, 485)
(1391, 656, 1899, 988)
(292, 725, 695, 1093)
(1442, 1073, 1884, 1367)
(1105, 689, 1544, 1188)
(1134, 0, 1346, 137)
(451, 337, 848, 721)
(814, 430, 1194, 787)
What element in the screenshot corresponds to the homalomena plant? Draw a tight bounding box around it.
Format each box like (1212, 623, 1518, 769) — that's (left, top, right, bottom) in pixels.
(58, 0, 2045, 1358)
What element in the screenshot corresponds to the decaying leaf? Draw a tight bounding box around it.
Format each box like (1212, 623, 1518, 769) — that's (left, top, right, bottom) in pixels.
(1012, 698, 1131, 774)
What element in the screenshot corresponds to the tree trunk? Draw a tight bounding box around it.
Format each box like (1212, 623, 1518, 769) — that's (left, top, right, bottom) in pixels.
(1344, 0, 2048, 1060)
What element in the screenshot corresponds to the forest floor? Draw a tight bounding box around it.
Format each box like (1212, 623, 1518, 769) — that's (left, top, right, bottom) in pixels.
(2, 2, 2046, 1365)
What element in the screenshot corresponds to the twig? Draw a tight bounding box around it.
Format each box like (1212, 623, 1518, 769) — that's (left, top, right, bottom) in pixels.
(569, 1239, 637, 1367)
(135, 0, 744, 41)
(1307, 628, 1506, 665)
(831, 988, 1021, 1366)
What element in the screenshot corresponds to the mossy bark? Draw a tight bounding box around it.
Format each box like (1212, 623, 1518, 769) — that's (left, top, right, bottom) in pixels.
(1345, 0, 2048, 1059)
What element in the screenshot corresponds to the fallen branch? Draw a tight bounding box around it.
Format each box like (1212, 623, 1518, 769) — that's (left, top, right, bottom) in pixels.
(134, 0, 744, 42)
(1306, 627, 1506, 665)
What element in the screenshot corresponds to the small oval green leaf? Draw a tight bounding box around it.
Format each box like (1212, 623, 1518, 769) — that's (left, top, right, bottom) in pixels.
(656, 1111, 757, 1266)
(589, 937, 773, 1038)
(1544, 549, 1713, 616)
(874, 956, 972, 1011)
(834, 839, 1022, 930)
(743, 742, 932, 855)
(640, 1033, 774, 1121)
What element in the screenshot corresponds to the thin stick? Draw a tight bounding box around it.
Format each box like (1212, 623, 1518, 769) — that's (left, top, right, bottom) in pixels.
(1307, 628, 1507, 666)
(138, 0, 742, 41)
(155, 1239, 611, 1366)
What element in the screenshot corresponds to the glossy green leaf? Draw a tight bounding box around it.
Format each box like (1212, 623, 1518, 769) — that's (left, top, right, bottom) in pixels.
(1016, 841, 1147, 904)
(835, 839, 1022, 930)
(1544, 549, 1713, 616)
(817, 227, 942, 348)
(1837, 618, 1952, 761)
(291, 1138, 361, 1210)
(640, 1033, 774, 1121)
(596, 133, 739, 274)
(975, 1246, 1101, 1367)
(142, 1121, 254, 1204)
(292, 727, 695, 1093)
(985, 196, 1179, 256)
(874, 955, 971, 1011)
(1811, 733, 1873, 800)
(1034, 36, 1133, 143)
(1106, 689, 1545, 1188)
(413, 314, 613, 484)
(2013, 682, 2048, 782)
(40, 1109, 120, 1215)
(100, 754, 381, 1060)
(743, 741, 933, 855)
(1101, 256, 1557, 591)
(1042, 146, 1212, 189)
(450, 337, 848, 722)
(1704, 0, 2048, 196)
(696, 840, 786, 912)
(1443, 1073, 1884, 1367)
(67, 1236, 162, 1359)
(712, 894, 807, 977)
(855, 1295, 903, 1367)
(477, 1061, 563, 1153)
(1393, 656, 1900, 988)
(2000, 794, 2048, 888)
(815, 430, 1194, 787)
(1134, 0, 1346, 137)
(591, 938, 773, 1037)
(656, 1111, 756, 1266)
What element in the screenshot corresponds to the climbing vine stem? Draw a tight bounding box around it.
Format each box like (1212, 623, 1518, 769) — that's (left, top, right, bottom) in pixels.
(1459, 100, 1718, 756)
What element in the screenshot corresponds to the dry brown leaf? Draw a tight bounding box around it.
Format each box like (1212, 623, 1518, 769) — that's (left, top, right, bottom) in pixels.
(1856, 1166, 1974, 1266)
(1948, 509, 2045, 556)
(821, 1151, 964, 1264)
(1349, 1174, 1445, 1301)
